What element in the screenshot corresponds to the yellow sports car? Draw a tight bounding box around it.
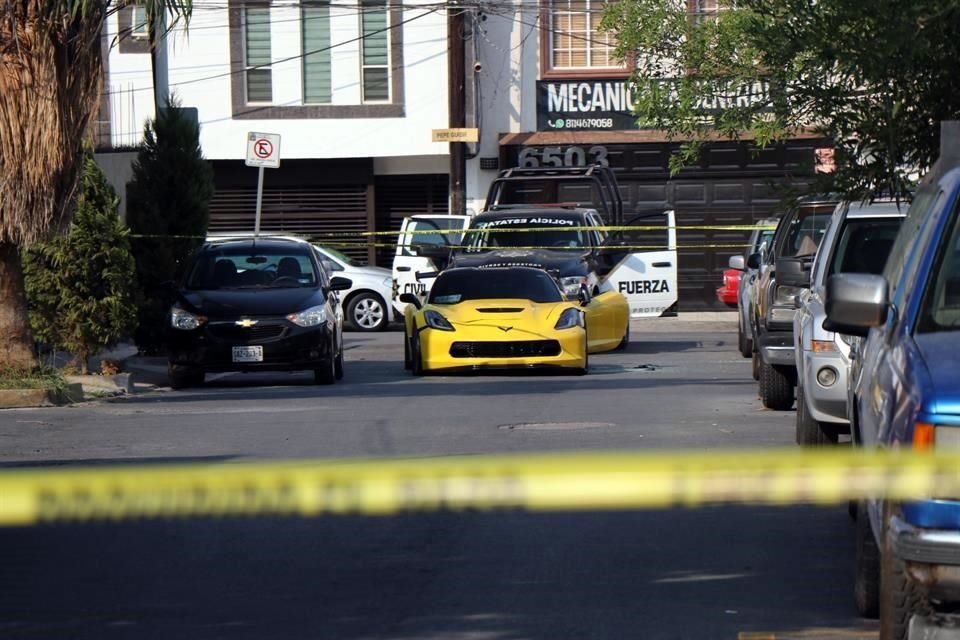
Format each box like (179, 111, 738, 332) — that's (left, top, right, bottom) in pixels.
(400, 267, 628, 374)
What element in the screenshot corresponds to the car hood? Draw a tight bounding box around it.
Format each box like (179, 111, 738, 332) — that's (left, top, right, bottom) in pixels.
(449, 249, 589, 276)
(429, 298, 570, 329)
(177, 288, 323, 318)
(914, 332, 960, 415)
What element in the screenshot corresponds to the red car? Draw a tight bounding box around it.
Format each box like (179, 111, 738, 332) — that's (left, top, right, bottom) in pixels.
(715, 268, 739, 307)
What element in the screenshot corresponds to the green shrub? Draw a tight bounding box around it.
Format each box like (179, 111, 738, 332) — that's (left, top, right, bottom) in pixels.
(23, 154, 138, 374)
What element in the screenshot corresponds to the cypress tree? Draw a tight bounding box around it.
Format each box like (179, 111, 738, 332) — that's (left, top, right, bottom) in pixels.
(127, 96, 213, 353)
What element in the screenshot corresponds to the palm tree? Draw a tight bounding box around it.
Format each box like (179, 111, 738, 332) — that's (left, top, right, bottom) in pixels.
(0, 0, 192, 370)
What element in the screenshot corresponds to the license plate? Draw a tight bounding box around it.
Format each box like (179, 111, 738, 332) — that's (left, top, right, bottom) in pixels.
(232, 346, 263, 363)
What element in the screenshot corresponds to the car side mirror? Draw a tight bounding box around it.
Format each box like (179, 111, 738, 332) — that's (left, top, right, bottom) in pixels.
(824, 273, 889, 334)
(776, 258, 811, 287)
(746, 253, 761, 269)
(728, 255, 745, 271)
(398, 293, 422, 309)
(578, 287, 591, 307)
(329, 276, 352, 292)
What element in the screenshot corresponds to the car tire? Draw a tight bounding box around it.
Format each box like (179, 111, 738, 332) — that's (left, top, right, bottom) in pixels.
(575, 329, 589, 375)
(411, 332, 424, 376)
(738, 316, 753, 358)
(796, 384, 837, 445)
(168, 363, 202, 389)
(880, 511, 931, 640)
(752, 350, 761, 381)
(403, 333, 412, 370)
(314, 338, 337, 385)
(346, 292, 389, 332)
(854, 501, 881, 619)
(759, 362, 794, 410)
(334, 341, 344, 380)
(614, 322, 630, 352)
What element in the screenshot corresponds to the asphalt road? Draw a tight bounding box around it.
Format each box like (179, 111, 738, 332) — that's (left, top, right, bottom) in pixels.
(0, 320, 878, 639)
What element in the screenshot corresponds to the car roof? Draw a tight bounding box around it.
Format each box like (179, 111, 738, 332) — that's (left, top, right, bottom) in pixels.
(474, 209, 588, 221)
(202, 237, 313, 252)
(843, 200, 909, 219)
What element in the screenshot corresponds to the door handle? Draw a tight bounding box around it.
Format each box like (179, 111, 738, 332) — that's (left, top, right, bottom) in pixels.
(652, 261, 672, 268)
(396, 266, 411, 272)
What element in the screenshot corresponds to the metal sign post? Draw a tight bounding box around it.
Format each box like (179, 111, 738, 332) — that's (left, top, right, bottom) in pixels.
(245, 132, 281, 237)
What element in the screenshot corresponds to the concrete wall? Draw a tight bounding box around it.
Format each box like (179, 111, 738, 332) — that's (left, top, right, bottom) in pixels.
(94, 151, 139, 222)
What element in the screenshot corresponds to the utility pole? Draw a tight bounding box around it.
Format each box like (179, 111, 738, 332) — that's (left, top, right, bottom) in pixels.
(447, 1, 466, 215)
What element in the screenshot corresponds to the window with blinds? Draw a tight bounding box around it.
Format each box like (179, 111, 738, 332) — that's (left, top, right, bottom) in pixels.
(245, 6, 273, 103)
(548, 0, 619, 71)
(302, 3, 332, 103)
(132, 4, 149, 38)
(360, 0, 390, 102)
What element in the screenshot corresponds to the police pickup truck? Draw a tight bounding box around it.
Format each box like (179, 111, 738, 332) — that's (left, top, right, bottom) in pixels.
(391, 165, 678, 318)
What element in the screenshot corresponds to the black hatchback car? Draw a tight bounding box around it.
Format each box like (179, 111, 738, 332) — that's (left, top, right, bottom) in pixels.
(167, 238, 351, 388)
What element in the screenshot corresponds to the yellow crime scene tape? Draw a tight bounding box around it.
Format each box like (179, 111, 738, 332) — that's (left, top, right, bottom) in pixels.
(2, 449, 959, 527)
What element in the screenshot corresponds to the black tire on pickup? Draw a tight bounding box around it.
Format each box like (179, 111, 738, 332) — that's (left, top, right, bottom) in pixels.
(168, 363, 203, 389)
(738, 316, 753, 358)
(752, 350, 761, 381)
(880, 511, 931, 640)
(796, 384, 838, 445)
(759, 361, 794, 410)
(854, 501, 880, 619)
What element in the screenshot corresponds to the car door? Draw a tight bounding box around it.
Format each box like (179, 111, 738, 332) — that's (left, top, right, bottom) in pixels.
(585, 281, 628, 352)
(392, 215, 470, 314)
(597, 210, 679, 317)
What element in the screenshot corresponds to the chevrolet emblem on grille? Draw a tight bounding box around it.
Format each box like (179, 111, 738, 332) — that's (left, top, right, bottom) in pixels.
(498, 326, 513, 332)
(235, 319, 259, 328)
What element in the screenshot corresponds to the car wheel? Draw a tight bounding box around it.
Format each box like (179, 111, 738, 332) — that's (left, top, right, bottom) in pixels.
(796, 384, 837, 445)
(347, 292, 388, 332)
(411, 332, 424, 376)
(752, 350, 761, 381)
(759, 361, 794, 410)
(334, 340, 344, 380)
(738, 316, 753, 358)
(614, 322, 629, 352)
(880, 510, 931, 640)
(403, 333, 412, 370)
(854, 501, 880, 619)
(576, 329, 589, 375)
(168, 363, 202, 389)
(314, 338, 337, 385)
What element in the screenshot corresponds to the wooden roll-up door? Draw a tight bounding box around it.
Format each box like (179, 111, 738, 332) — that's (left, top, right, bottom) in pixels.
(208, 185, 370, 262)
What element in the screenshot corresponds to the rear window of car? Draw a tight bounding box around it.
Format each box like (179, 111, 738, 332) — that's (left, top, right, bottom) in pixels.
(186, 246, 319, 290)
(428, 269, 564, 304)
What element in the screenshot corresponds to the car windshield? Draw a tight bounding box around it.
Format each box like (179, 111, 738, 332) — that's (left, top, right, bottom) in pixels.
(465, 217, 588, 252)
(428, 269, 564, 304)
(827, 218, 903, 277)
(784, 211, 832, 257)
(319, 246, 357, 267)
(186, 246, 319, 289)
(918, 201, 960, 333)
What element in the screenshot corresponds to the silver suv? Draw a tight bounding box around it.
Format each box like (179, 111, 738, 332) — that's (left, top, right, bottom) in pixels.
(792, 201, 905, 445)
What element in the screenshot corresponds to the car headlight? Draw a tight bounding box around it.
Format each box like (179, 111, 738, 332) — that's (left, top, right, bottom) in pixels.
(287, 305, 327, 327)
(773, 284, 803, 306)
(170, 307, 201, 331)
(554, 307, 584, 330)
(424, 309, 455, 331)
(560, 276, 586, 298)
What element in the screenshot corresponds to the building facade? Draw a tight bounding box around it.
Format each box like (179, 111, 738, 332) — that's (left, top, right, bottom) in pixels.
(98, 0, 827, 308)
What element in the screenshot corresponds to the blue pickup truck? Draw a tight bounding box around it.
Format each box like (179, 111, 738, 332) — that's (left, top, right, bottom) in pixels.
(826, 166, 960, 639)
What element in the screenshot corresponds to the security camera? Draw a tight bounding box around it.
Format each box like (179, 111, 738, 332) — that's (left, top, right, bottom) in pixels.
(473, 61, 483, 73)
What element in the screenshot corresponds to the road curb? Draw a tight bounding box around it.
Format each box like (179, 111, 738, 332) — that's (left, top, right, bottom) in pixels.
(0, 383, 84, 409)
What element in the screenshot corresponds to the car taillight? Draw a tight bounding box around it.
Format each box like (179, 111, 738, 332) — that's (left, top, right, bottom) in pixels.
(913, 422, 935, 450)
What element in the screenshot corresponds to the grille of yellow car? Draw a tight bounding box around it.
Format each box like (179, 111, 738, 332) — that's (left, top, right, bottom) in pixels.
(476, 308, 525, 313)
(450, 340, 562, 358)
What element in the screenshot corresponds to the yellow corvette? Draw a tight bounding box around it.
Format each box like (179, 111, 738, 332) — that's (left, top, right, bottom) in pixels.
(401, 267, 628, 375)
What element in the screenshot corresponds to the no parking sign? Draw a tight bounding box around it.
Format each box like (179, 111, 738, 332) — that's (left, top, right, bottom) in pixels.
(245, 132, 281, 169)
